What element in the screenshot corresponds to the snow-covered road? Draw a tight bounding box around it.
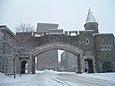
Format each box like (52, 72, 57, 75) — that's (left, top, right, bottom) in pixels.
(0, 70, 115, 86)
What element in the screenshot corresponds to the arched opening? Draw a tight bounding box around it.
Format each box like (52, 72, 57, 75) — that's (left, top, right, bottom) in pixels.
(30, 43, 82, 74)
(21, 60, 28, 74)
(84, 58, 94, 73)
(33, 50, 80, 73)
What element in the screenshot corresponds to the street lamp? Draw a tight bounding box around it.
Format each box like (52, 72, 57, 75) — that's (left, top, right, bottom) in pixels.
(13, 54, 17, 79)
(19, 60, 21, 77)
(13, 48, 19, 79)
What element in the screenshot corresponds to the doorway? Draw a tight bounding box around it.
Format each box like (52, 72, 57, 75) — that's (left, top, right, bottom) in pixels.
(21, 61, 28, 74)
(84, 58, 94, 73)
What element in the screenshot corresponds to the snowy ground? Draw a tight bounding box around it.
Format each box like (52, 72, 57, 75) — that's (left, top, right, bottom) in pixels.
(0, 70, 115, 86)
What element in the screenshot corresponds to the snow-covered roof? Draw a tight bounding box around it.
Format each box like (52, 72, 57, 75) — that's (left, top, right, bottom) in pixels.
(93, 33, 114, 36)
(79, 30, 94, 32)
(0, 25, 15, 37)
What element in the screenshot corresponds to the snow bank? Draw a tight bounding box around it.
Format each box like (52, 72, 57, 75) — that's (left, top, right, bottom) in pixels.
(0, 73, 8, 78)
(36, 70, 76, 74)
(0, 73, 11, 81)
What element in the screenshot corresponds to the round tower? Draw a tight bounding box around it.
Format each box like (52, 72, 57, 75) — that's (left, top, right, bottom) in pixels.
(84, 9, 99, 33)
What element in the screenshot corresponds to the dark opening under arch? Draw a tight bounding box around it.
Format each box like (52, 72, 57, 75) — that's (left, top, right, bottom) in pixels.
(84, 58, 94, 73)
(21, 61, 28, 74)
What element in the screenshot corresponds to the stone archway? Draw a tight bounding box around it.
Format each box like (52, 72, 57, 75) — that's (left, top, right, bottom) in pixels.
(84, 51, 95, 73)
(29, 43, 83, 74)
(84, 58, 94, 73)
(21, 60, 28, 74)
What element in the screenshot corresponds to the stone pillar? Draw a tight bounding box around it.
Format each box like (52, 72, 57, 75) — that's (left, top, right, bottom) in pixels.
(28, 57, 31, 74)
(32, 56, 35, 74)
(77, 54, 82, 74)
(28, 55, 32, 74)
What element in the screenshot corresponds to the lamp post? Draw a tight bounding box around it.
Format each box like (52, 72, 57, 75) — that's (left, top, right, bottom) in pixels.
(13, 54, 17, 79)
(20, 61, 21, 77)
(13, 57, 15, 79)
(13, 48, 18, 79)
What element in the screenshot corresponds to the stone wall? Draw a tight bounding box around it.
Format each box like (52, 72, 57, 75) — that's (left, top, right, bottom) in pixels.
(94, 33, 115, 72)
(0, 25, 115, 74)
(0, 25, 17, 74)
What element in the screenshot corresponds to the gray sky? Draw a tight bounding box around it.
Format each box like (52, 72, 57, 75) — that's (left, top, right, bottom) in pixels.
(0, 0, 115, 34)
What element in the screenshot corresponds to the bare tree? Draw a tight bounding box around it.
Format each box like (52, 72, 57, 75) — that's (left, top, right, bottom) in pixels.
(15, 22, 34, 56)
(15, 22, 34, 32)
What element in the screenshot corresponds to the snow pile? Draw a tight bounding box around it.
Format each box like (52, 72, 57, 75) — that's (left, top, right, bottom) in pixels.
(0, 73, 9, 79)
(36, 69, 76, 74)
(35, 70, 45, 73)
(0, 73, 31, 86)
(0, 73, 11, 82)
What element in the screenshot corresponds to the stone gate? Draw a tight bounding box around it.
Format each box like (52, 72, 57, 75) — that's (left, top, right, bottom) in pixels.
(16, 29, 95, 74)
(1, 9, 115, 75)
(15, 9, 115, 74)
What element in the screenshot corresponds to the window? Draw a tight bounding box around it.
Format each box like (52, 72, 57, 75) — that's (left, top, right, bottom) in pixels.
(100, 44, 111, 51)
(108, 45, 111, 51)
(86, 39, 89, 45)
(104, 45, 107, 51)
(100, 45, 104, 51)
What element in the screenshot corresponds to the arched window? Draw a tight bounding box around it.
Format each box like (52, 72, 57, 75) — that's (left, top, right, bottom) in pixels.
(100, 45, 104, 51)
(104, 45, 107, 51)
(86, 39, 89, 45)
(107, 45, 111, 51)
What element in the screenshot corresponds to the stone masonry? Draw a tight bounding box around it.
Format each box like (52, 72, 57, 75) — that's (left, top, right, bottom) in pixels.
(0, 9, 115, 74)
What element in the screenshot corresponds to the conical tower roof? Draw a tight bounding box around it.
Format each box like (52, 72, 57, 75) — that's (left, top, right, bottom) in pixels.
(85, 9, 97, 24)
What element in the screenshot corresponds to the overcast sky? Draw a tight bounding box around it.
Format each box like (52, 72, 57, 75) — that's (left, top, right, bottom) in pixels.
(0, 0, 115, 34)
